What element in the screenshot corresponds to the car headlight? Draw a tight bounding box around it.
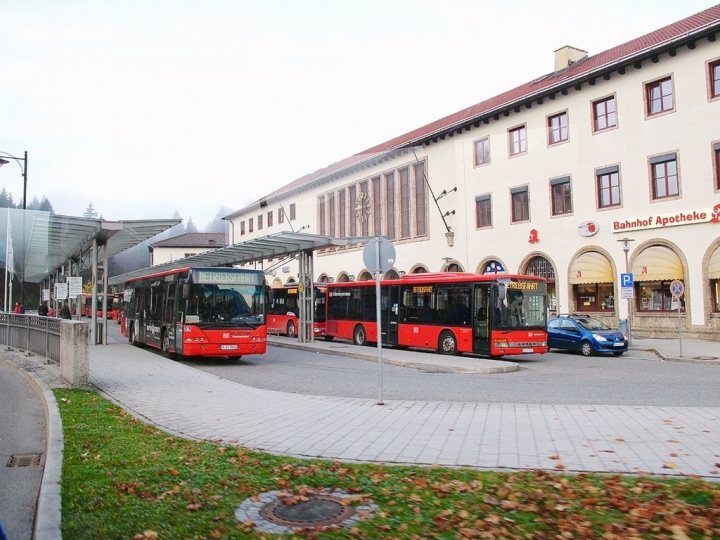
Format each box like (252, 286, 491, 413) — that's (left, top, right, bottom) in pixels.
(592, 334, 607, 342)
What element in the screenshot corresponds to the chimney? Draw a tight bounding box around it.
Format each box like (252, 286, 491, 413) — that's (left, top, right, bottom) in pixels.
(554, 45, 588, 72)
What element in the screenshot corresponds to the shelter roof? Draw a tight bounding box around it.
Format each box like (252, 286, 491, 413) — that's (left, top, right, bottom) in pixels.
(150, 232, 228, 249)
(109, 231, 370, 285)
(2, 209, 181, 283)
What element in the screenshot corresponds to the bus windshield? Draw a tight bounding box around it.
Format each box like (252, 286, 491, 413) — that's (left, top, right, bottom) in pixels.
(186, 283, 265, 327)
(494, 284, 547, 330)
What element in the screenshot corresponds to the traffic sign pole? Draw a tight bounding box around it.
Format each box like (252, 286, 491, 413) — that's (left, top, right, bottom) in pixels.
(671, 280, 684, 357)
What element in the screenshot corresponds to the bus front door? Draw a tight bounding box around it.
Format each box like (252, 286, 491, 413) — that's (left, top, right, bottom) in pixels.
(381, 285, 400, 345)
(472, 284, 491, 355)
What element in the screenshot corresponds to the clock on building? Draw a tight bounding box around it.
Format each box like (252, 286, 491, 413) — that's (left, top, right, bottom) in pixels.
(355, 192, 371, 222)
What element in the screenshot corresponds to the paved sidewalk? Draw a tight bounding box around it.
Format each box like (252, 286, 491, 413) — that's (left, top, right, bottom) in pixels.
(90, 338, 720, 479)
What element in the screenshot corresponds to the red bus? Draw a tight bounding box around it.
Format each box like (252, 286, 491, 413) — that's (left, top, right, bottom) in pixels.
(267, 283, 330, 339)
(121, 266, 267, 359)
(326, 273, 548, 357)
(77, 292, 123, 321)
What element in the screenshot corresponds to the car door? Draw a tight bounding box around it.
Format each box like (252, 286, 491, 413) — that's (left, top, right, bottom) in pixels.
(559, 319, 582, 350)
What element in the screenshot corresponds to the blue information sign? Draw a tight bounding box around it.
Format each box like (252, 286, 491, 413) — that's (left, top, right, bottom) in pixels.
(620, 273, 634, 288)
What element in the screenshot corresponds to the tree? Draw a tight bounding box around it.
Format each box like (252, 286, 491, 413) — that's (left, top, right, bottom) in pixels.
(83, 202, 99, 219)
(185, 217, 198, 233)
(0, 187, 14, 208)
(39, 197, 55, 214)
(205, 205, 234, 234)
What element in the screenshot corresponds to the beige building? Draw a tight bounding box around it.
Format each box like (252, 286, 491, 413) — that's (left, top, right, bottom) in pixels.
(226, 5, 720, 339)
(149, 233, 227, 266)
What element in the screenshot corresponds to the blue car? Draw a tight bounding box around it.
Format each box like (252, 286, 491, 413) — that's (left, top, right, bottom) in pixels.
(547, 315, 628, 356)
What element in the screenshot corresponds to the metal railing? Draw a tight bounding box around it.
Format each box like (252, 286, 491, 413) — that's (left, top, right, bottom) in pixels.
(0, 313, 61, 363)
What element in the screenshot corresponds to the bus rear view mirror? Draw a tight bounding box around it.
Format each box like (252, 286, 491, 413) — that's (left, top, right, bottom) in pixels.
(182, 284, 191, 300)
(497, 284, 506, 301)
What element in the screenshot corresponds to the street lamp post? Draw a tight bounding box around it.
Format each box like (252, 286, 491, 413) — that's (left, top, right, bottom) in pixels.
(0, 151, 28, 310)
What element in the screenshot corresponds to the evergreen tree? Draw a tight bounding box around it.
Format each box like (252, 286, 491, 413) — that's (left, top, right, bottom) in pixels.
(185, 217, 198, 233)
(0, 187, 13, 208)
(26, 196, 41, 210)
(83, 202, 99, 219)
(205, 205, 234, 233)
(39, 197, 55, 214)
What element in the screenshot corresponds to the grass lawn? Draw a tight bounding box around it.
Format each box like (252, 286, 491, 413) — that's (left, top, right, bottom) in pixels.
(56, 389, 720, 539)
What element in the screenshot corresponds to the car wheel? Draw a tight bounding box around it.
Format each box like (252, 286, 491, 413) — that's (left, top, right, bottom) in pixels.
(286, 320, 296, 338)
(581, 341, 594, 357)
(438, 330, 458, 355)
(353, 325, 367, 346)
(323, 335, 335, 342)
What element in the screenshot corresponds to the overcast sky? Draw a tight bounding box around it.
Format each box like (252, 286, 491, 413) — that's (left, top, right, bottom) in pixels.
(1, 0, 717, 230)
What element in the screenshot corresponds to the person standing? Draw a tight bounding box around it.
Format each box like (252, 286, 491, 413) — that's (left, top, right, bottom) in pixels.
(59, 302, 71, 320)
(13, 302, 22, 314)
(38, 301, 49, 317)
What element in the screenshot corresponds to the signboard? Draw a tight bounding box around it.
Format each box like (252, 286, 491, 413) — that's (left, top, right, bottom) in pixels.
(55, 282, 69, 300)
(670, 280, 684, 298)
(577, 220, 600, 237)
(621, 288, 634, 299)
(362, 237, 396, 274)
(42, 289, 50, 302)
(620, 273, 634, 288)
(67, 277, 83, 297)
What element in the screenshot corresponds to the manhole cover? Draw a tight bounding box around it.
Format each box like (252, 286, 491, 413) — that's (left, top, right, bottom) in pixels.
(8, 454, 41, 467)
(236, 488, 378, 535)
(262, 495, 356, 527)
(693, 356, 719, 361)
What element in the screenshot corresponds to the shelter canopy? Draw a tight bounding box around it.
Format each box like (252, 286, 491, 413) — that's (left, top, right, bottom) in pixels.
(2, 208, 180, 283)
(109, 231, 371, 285)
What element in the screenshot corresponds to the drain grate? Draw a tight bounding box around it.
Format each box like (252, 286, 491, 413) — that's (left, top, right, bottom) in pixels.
(236, 488, 378, 535)
(8, 454, 41, 467)
(262, 495, 356, 528)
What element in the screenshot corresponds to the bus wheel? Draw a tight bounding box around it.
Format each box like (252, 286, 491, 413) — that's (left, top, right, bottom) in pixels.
(353, 325, 367, 346)
(438, 330, 458, 355)
(286, 320, 296, 338)
(129, 325, 137, 346)
(161, 331, 177, 359)
(323, 335, 335, 342)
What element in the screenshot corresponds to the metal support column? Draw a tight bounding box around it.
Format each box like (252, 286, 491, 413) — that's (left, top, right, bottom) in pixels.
(102, 242, 109, 345)
(91, 238, 99, 344)
(298, 250, 314, 343)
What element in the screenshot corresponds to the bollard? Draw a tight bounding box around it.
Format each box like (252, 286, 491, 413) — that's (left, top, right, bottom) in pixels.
(60, 320, 90, 387)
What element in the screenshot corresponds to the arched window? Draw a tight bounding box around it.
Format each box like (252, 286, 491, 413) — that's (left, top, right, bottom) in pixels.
(483, 260, 506, 274)
(526, 256, 556, 314)
(447, 263, 462, 272)
(569, 252, 614, 312)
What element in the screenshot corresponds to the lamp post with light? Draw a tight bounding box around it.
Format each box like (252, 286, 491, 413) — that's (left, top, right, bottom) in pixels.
(0, 151, 28, 310)
(617, 237, 635, 346)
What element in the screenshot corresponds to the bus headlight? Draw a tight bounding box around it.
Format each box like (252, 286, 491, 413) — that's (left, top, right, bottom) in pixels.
(495, 339, 509, 348)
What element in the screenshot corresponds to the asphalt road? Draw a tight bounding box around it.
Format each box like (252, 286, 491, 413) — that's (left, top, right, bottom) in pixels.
(173, 345, 720, 407)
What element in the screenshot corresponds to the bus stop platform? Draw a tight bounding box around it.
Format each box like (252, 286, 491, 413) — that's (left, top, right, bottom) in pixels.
(268, 335, 522, 374)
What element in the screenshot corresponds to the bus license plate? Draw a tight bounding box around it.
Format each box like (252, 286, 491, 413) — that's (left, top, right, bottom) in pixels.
(522, 348, 533, 353)
(220, 345, 238, 350)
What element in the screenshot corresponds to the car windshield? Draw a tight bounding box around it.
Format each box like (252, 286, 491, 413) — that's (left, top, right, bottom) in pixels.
(575, 317, 610, 331)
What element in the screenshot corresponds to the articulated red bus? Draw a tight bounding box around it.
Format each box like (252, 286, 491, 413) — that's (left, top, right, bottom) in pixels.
(326, 273, 548, 357)
(77, 292, 123, 321)
(121, 266, 267, 359)
(267, 283, 330, 339)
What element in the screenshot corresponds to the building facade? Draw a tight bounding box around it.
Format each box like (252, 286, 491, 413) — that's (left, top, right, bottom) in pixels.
(149, 233, 227, 266)
(226, 5, 720, 339)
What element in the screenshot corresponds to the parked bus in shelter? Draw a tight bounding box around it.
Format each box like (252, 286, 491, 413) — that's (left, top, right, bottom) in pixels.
(77, 292, 123, 321)
(267, 283, 330, 339)
(122, 266, 267, 359)
(326, 272, 548, 357)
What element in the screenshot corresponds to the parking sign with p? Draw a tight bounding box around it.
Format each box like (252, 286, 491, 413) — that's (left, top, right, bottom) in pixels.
(621, 273, 633, 288)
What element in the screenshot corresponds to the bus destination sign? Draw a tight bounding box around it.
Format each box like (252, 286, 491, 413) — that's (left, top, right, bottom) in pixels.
(412, 286, 433, 294)
(195, 270, 260, 285)
(504, 281, 540, 290)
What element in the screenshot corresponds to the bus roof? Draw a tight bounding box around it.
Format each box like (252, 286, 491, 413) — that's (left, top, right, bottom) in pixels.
(327, 273, 546, 286)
